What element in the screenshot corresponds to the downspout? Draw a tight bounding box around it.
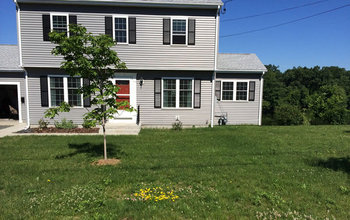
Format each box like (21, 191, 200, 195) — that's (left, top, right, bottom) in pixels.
(211, 5, 220, 128)
(258, 71, 265, 126)
(24, 70, 30, 128)
(15, 0, 30, 128)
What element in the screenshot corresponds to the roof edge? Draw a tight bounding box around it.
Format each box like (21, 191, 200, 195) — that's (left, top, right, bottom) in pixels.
(17, 0, 223, 9)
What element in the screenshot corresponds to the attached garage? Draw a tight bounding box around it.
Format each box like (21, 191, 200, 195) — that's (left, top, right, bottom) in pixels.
(0, 45, 26, 123)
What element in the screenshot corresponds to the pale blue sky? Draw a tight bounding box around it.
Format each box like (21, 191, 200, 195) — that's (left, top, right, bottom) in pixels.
(0, 0, 349, 71)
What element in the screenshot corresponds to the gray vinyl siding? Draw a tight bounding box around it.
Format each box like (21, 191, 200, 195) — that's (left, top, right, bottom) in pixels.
(215, 73, 262, 125)
(19, 4, 216, 71)
(26, 68, 91, 125)
(137, 71, 212, 126)
(0, 72, 27, 122)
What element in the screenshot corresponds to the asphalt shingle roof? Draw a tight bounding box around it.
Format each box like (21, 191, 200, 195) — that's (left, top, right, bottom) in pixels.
(217, 53, 267, 72)
(0, 45, 22, 71)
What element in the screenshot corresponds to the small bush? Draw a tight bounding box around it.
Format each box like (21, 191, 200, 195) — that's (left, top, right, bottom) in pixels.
(274, 104, 303, 125)
(54, 118, 77, 129)
(38, 118, 48, 129)
(82, 119, 96, 129)
(172, 119, 183, 131)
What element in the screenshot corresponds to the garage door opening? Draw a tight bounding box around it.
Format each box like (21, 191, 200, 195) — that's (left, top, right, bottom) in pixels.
(0, 85, 19, 120)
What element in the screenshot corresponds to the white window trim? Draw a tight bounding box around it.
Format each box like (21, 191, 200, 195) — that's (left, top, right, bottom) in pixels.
(161, 77, 194, 109)
(113, 15, 129, 45)
(170, 16, 188, 46)
(48, 75, 83, 108)
(50, 13, 69, 37)
(221, 80, 249, 102)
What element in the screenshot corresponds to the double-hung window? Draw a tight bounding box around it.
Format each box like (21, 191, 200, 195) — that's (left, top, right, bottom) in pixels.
(68, 77, 82, 107)
(221, 81, 249, 101)
(51, 14, 69, 36)
(236, 82, 248, 101)
(50, 77, 65, 107)
(49, 76, 83, 107)
(163, 78, 193, 108)
(172, 18, 187, 45)
(114, 16, 128, 43)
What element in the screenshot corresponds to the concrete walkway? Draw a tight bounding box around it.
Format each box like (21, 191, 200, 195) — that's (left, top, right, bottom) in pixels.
(0, 120, 27, 138)
(0, 120, 140, 138)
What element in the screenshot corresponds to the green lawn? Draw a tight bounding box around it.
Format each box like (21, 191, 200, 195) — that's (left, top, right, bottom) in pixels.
(0, 126, 349, 219)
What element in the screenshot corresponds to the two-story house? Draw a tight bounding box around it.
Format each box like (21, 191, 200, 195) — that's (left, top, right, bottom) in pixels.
(0, 0, 266, 128)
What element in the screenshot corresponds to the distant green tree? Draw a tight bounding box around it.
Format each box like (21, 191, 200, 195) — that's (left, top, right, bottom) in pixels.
(263, 65, 285, 116)
(306, 85, 348, 125)
(274, 104, 304, 125)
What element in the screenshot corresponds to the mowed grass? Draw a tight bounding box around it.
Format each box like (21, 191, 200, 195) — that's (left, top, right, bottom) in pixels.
(0, 126, 350, 219)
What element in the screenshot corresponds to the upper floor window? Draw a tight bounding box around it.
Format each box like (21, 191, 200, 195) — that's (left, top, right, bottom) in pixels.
(114, 16, 128, 43)
(172, 19, 187, 45)
(49, 76, 83, 107)
(51, 14, 69, 36)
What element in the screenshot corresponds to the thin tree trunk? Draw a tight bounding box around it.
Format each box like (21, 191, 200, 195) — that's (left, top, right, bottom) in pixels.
(102, 116, 107, 160)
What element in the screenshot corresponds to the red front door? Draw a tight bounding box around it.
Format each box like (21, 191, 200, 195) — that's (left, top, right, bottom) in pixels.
(116, 80, 130, 109)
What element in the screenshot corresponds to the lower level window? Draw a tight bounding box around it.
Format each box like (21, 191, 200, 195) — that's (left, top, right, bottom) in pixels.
(221, 81, 248, 101)
(50, 77, 64, 107)
(49, 76, 82, 107)
(68, 77, 82, 106)
(163, 78, 193, 108)
(236, 82, 248, 101)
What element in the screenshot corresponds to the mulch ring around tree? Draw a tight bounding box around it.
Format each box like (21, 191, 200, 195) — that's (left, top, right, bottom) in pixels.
(92, 159, 121, 166)
(19, 127, 100, 133)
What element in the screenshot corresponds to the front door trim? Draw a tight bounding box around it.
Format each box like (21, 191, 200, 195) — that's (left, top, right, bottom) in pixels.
(110, 73, 137, 123)
(0, 82, 22, 123)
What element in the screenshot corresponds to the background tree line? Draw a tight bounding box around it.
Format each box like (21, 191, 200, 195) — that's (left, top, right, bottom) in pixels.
(263, 65, 350, 125)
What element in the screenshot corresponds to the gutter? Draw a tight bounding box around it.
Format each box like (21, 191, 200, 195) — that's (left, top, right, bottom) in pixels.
(216, 70, 267, 73)
(0, 69, 25, 72)
(211, 5, 220, 128)
(16, 0, 223, 9)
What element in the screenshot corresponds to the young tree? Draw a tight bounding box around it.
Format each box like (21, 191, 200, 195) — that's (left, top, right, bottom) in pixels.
(49, 24, 133, 160)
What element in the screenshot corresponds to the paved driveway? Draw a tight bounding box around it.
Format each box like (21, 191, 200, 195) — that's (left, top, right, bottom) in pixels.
(0, 125, 11, 130)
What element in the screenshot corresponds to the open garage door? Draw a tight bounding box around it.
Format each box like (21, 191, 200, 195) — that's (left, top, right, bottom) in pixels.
(0, 85, 19, 120)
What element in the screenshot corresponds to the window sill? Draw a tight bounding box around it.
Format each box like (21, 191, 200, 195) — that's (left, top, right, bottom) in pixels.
(161, 107, 194, 110)
(219, 100, 249, 103)
(170, 44, 188, 47)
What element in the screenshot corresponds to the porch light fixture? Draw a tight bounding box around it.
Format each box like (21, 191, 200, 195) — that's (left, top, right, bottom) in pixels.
(139, 77, 144, 87)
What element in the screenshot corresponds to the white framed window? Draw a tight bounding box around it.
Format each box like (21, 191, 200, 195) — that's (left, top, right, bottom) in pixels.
(162, 78, 194, 108)
(50, 13, 69, 36)
(221, 80, 249, 101)
(48, 76, 83, 107)
(113, 15, 128, 44)
(171, 17, 188, 45)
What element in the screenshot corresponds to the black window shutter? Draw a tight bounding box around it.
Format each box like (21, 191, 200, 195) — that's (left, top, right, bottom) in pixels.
(163, 18, 170, 45)
(105, 16, 113, 38)
(188, 19, 196, 45)
(129, 17, 136, 44)
(194, 79, 201, 108)
(69, 15, 77, 25)
(154, 79, 162, 108)
(83, 78, 91, 107)
(69, 15, 77, 36)
(42, 14, 51, 41)
(215, 80, 221, 101)
(249, 81, 256, 101)
(40, 76, 49, 107)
